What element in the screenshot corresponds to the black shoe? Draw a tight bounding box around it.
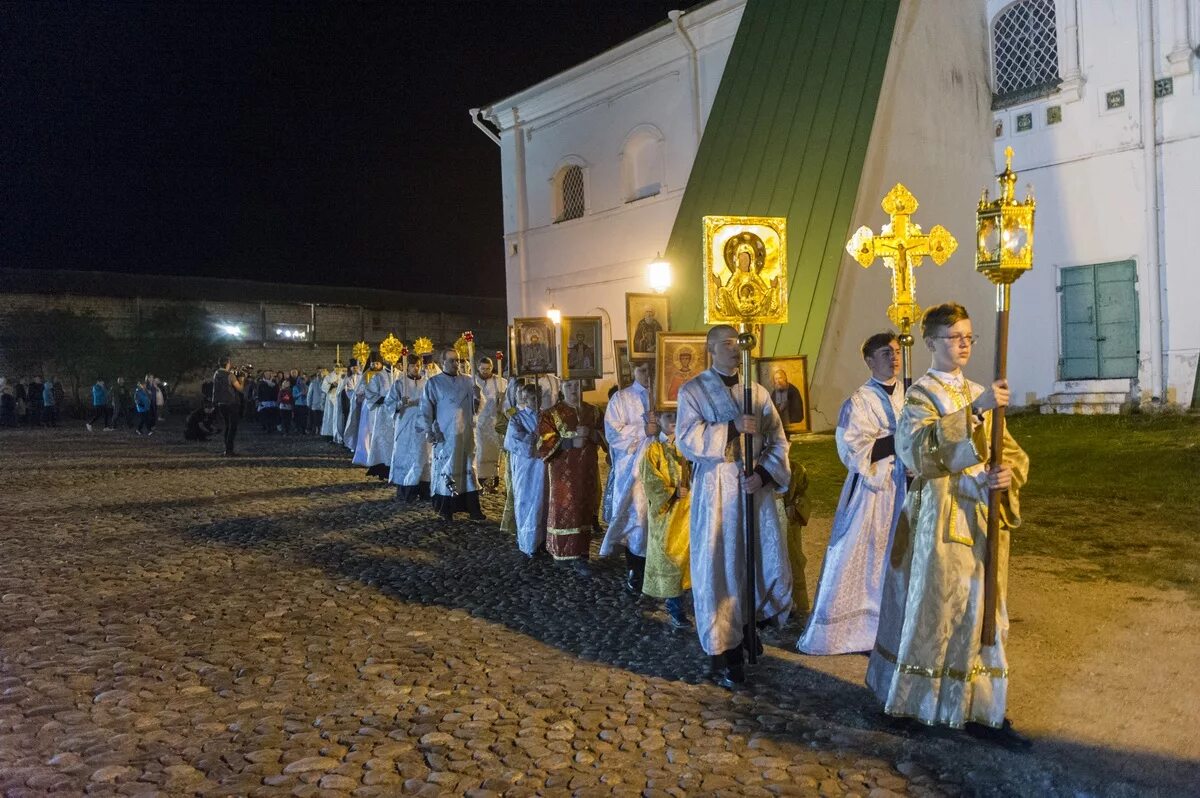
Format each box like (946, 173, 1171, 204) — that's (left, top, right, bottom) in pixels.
(440, 510, 454, 522)
(469, 511, 487, 521)
(667, 608, 692, 629)
(572, 559, 592, 577)
(880, 713, 920, 737)
(709, 656, 745, 689)
(965, 719, 1032, 751)
(624, 570, 639, 595)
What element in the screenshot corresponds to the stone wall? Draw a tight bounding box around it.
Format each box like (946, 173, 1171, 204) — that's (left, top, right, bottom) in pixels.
(0, 270, 508, 411)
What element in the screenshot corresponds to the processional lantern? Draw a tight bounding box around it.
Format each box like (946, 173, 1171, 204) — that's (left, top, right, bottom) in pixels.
(352, 341, 371, 367)
(845, 183, 958, 388)
(702, 214, 788, 669)
(975, 146, 1035, 647)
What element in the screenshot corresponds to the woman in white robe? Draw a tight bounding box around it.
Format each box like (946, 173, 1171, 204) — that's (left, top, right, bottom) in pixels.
(503, 384, 546, 556)
(797, 378, 905, 654)
(387, 359, 431, 500)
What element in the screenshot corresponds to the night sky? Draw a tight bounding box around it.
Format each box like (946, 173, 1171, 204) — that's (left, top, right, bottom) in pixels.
(2, 1, 686, 297)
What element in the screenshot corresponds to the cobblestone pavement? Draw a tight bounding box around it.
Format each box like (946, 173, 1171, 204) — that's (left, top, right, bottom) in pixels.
(0, 423, 1160, 796)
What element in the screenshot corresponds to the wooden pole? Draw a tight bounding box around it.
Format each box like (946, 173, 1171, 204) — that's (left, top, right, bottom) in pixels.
(981, 283, 1011, 646)
(738, 325, 759, 665)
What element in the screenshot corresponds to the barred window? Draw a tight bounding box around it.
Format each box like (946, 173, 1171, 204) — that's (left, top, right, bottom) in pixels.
(555, 165, 585, 223)
(992, 0, 1060, 108)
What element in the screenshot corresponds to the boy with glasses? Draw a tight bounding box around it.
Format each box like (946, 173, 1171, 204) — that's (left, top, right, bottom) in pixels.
(866, 302, 1030, 749)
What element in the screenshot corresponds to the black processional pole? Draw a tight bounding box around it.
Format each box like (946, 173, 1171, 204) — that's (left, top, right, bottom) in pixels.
(703, 215, 789, 679)
(738, 323, 759, 666)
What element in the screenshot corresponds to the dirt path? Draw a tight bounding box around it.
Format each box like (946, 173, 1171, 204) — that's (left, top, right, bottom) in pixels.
(788, 519, 1200, 793)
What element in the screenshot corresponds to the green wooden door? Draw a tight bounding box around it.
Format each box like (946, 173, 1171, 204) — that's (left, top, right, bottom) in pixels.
(1059, 261, 1138, 379)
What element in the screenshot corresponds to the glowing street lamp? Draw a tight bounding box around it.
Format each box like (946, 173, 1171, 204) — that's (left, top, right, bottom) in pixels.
(647, 253, 672, 294)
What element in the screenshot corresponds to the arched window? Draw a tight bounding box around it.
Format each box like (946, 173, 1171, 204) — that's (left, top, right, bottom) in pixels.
(992, 0, 1060, 108)
(553, 164, 586, 223)
(620, 125, 665, 202)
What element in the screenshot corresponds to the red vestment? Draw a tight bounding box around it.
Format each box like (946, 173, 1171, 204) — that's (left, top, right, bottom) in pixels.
(537, 401, 604, 560)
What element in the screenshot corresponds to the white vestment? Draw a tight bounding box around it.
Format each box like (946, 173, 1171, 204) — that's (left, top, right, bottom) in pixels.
(320, 373, 342, 439)
(421, 373, 479, 498)
(676, 368, 792, 656)
(599, 382, 653, 557)
(349, 374, 373, 459)
(473, 374, 508, 480)
(386, 373, 430, 488)
(798, 379, 906, 655)
(363, 370, 395, 467)
(865, 369, 1028, 729)
(503, 407, 547, 555)
(341, 372, 363, 450)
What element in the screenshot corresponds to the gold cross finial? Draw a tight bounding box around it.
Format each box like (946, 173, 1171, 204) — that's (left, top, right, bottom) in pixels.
(845, 183, 958, 333)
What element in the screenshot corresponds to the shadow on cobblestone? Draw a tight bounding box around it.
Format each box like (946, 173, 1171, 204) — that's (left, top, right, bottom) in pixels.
(1, 425, 1193, 797)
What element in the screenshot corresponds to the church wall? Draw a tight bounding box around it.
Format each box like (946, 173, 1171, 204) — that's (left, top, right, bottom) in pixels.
(485, 1, 745, 399)
(811, 0, 997, 430)
(989, 0, 1200, 408)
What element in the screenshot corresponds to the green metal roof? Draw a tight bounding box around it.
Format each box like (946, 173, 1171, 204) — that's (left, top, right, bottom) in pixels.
(665, 0, 898, 358)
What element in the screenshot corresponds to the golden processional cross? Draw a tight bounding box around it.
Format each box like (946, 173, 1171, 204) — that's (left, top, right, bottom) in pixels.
(846, 183, 957, 387)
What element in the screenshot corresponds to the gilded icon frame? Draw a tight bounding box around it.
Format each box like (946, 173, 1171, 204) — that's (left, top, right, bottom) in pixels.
(702, 215, 788, 326)
(653, 331, 711, 412)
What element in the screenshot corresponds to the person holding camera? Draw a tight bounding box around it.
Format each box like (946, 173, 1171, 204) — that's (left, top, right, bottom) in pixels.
(212, 356, 245, 457)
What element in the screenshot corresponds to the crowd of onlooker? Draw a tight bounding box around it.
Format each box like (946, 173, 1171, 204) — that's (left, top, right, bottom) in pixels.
(0, 367, 334, 442)
(0, 374, 170, 434)
(200, 367, 328, 437)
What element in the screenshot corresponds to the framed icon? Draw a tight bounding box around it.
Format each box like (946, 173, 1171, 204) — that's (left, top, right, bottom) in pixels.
(755, 355, 810, 434)
(561, 316, 603, 380)
(613, 340, 632, 388)
(513, 317, 557, 376)
(626, 292, 670, 360)
(654, 331, 711, 412)
(702, 215, 788, 326)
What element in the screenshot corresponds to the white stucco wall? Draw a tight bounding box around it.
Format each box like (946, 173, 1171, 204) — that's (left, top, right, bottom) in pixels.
(990, 0, 1200, 407)
(481, 0, 745, 397)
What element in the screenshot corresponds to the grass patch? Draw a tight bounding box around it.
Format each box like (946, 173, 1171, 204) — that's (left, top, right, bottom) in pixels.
(792, 413, 1200, 600)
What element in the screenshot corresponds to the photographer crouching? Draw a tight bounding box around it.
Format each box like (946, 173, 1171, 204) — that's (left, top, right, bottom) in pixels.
(212, 355, 246, 457)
